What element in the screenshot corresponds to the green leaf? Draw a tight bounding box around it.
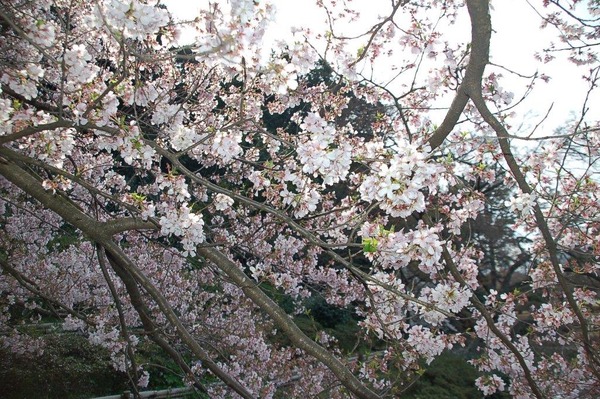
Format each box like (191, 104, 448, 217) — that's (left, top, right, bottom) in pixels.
(362, 237, 378, 253)
(357, 45, 366, 58)
(379, 225, 394, 236)
(131, 193, 146, 202)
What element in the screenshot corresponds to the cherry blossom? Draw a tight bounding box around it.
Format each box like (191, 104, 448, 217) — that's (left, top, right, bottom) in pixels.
(0, 0, 599, 398)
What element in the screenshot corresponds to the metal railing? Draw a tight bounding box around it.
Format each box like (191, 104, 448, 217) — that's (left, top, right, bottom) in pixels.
(90, 387, 196, 399)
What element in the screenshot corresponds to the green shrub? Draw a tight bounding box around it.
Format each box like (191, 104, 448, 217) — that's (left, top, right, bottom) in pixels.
(403, 352, 510, 399)
(0, 334, 128, 399)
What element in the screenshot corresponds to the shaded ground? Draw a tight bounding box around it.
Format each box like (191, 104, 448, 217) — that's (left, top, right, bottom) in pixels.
(1, 333, 508, 399)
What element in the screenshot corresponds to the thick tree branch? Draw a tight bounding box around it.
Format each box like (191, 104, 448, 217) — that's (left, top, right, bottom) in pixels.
(0, 154, 255, 399)
(101, 218, 158, 235)
(96, 245, 142, 394)
(0, 144, 388, 398)
(0, 148, 155, 226)
(428, 0, 491, 150)
(151, 141, 453, 317)
(438, 244, 545, 399)
(196, 246, 382, 399)
(470, 86, 600, 378)
(0, 120, 76, 146)
(460, 0, 600, 381)
(98, 246, 208, 395)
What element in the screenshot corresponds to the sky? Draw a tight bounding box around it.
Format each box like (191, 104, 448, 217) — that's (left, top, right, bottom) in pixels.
(160, 0, 599, 135)
(490, 1, 598, 134)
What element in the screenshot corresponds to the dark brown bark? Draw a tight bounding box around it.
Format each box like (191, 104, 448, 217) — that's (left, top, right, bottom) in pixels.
(428, 0, 492, 151)
(0, 148, 255, 399)
(197, 246, 383, 399)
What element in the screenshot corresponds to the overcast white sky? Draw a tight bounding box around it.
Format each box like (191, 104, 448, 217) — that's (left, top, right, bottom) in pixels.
(161, 0, 599, 134)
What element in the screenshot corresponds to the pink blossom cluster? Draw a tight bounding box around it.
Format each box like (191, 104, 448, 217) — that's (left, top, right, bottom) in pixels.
(0, 0, 599, 398)
(359, 141, 443, 218)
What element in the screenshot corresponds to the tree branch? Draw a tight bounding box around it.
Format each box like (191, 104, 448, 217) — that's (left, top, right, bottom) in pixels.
(428, 0, 491, 150)
(0, 257, 93, 326)
(97, 246, 208, 395)
(196, 246, 382, 399)
(0, 155, 255, 399)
